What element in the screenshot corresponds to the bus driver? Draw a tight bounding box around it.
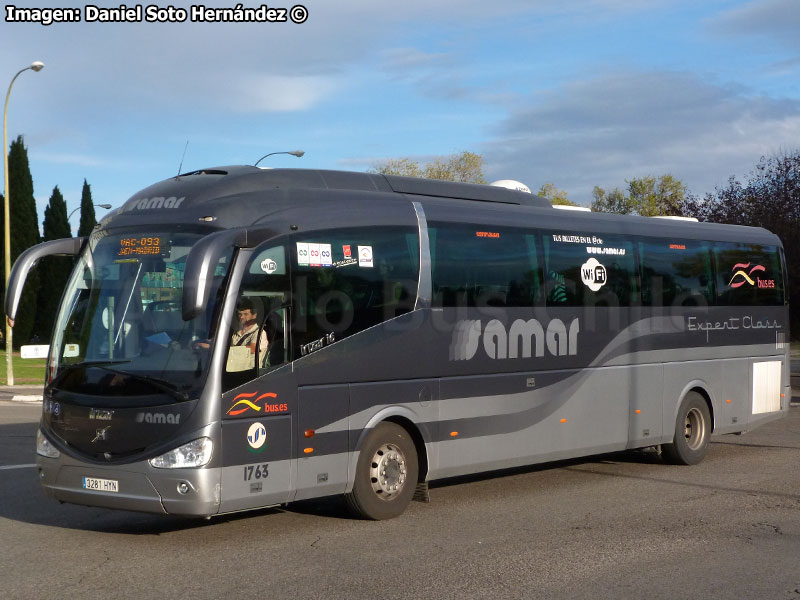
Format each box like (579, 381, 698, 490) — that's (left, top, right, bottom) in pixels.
(194, 297, 268, 371)
(228, 297, 268, 370)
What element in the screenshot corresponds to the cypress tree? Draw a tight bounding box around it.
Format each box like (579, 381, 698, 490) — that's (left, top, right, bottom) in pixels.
(34, 186, 72, 341)
(77, 179, 96, 237)
(5, 135, 41, 346)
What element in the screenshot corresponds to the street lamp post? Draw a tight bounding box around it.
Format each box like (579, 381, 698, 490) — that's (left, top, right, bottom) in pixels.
(68, 203, 112, 224)
(3, 61, 44, 386)
(254, 150, 304, 167)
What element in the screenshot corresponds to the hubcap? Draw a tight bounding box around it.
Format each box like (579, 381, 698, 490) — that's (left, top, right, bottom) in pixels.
(369, 443, 407, 500)
(684, 407, 706, 451)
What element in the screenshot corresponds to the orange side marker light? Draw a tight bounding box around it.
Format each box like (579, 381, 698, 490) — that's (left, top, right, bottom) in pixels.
(726, 399, 732, 404)
(304, 429, 315, 438)
(303, 448, 314, 454)
(450, 431, 459, 437)
(635, 409, 641, 414)
(560, 419, 567, 424)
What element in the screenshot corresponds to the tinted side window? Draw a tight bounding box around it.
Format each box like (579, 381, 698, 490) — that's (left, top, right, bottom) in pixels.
(543, 233, 636, 307)
(714, 242, 784, 306)
(291, 227, 419, 358)
(640, 241, 713, 306)
(430, 224, 540, 307)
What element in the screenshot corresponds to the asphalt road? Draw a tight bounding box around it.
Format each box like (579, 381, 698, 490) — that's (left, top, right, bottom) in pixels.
(1, 400, 800, 600)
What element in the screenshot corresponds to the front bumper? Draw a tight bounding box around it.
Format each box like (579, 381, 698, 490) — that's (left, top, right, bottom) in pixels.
(37, 453, 221, 516)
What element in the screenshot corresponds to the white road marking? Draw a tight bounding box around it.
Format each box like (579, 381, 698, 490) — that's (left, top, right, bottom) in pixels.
(11, 395, 43, 403)
(0, 464, 36, 470)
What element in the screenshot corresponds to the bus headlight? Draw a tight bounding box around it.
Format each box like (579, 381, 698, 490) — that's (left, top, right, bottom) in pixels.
(36, 429, 60, 458)
(148, 437, 213, 469)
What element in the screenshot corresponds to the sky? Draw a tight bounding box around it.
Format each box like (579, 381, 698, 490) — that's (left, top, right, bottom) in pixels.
(2, 0, 800, 230)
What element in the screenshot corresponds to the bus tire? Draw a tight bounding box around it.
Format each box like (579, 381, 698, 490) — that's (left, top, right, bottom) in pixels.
(345, 422, 418, 520)
(661, 391, 711, 465)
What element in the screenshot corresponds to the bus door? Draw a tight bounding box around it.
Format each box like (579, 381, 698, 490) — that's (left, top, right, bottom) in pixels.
(219, 363, 296, 512)
(217, 243, 297, 512)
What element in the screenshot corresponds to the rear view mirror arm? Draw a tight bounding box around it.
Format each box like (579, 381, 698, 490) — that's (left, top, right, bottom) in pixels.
(5, 237, 86, 322)
(181, 226, 280, 321)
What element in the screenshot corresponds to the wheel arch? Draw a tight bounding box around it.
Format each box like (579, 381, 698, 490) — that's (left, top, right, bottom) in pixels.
(383, 415, 429, 482)
(351, 406, 429, 484)
(676, 380, 716, 433)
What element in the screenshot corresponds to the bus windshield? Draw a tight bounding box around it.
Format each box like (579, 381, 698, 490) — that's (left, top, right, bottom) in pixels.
(49, 229, 231, 401)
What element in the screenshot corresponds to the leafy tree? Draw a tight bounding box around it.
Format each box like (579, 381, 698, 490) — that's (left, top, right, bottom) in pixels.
(371, 157, 423, 178)
(686, 151, 800, 337)
(537, 183, 576, 206)
(371, 151, 486, 184)
(34, 186, 72, 342)
(2, 136, 41, 346)
(424, 151, 486, 184)
(77, 179, 97, 237)
(592, 175, 688, 216)
(591, 186, 630, 213)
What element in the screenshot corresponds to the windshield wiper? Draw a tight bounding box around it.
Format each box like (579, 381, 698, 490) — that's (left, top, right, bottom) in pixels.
(58, 362, 189, 403)
(123, 371, 190, 403)
(53, 359, 132, 379)
(69, 359, 132, 367)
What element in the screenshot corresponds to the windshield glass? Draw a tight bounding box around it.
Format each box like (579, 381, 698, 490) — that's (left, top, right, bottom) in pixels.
(49, 229, 231, 399)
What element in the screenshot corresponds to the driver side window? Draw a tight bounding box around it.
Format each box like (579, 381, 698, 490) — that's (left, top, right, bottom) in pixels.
(222, 245, 289, 392)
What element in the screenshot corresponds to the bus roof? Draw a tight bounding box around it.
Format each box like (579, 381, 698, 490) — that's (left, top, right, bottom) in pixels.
(99, 166, 780, 247)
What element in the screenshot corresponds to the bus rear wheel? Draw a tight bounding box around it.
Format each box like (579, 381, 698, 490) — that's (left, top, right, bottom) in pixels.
(346, 422, 418, 520)
(661, 391, 711, 465)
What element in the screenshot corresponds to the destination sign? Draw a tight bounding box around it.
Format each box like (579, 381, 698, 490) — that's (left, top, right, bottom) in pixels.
(117, 236, 168, 257)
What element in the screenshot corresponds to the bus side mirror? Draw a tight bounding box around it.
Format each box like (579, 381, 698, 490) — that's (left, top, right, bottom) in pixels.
(182, 229, 243, 321)
(182, 227, 282, 321)
(5, 237, 86, 322)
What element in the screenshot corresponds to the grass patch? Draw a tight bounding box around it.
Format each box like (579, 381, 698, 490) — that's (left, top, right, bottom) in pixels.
(0, 350, 46, 385)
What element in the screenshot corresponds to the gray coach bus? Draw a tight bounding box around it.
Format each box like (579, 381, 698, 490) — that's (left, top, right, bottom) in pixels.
(7, 167, 790, 520)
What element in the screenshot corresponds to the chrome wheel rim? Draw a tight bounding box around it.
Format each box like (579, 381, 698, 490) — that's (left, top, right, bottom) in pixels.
(684, 407, 707, 451)
(369, 443, 407, 500)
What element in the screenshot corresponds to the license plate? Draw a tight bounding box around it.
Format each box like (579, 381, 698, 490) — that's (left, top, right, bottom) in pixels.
(82, 477, 119, 493)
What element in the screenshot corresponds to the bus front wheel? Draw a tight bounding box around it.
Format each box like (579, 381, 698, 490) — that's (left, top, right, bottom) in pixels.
(661, 391, 711, 465)
(346, 422, 418, 520)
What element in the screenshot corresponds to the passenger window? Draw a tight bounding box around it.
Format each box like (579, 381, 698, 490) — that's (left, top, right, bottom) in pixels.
(543, 233, 636, 307)
(222, 245, 289, 392)
(640, 241, 713, 306)
(291, 227, 419, 359)
(714, 242, 784, 306)
(430, 224, 541, 307)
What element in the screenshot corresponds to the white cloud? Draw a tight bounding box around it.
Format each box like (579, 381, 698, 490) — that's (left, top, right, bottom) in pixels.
(381, 48, 456, 76)
(767, 56, 800, 75)
(226, 74, 338, 112)
(4, 0, 798, 217)
(709, 0, 800, 67)
(483, 70, 800, 202)
(711, 0, 800, 44)
(0, 0, 688, 121)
